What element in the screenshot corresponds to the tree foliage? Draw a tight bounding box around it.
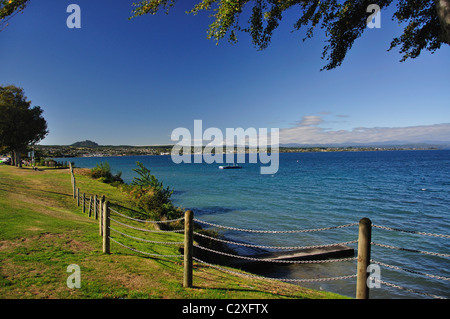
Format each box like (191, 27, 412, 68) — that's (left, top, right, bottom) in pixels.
(132, 161, 168, 190)
(90, 161, 124, 185)
(0, 0, 28, 31)
(130, 0, 450, 70)
(2, 1, 448, 70)
(0, 85, 48, 166)
(127, 162, 181, 222)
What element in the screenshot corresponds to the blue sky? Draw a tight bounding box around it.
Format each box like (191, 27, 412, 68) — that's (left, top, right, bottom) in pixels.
(1, 0, 449, 145)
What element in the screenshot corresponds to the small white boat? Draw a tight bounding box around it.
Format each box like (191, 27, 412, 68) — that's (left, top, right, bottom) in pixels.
(219, 164, 242, 169)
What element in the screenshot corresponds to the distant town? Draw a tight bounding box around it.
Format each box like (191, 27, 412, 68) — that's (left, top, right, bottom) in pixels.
(27, 140, 447, 159)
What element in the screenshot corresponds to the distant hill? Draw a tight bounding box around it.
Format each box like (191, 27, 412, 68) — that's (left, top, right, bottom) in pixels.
(280, 142, 450, 149)
(71, 140, 99, 148)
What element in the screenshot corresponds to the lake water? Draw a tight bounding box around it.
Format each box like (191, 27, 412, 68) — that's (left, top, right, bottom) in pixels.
(58, 150, 450, 299)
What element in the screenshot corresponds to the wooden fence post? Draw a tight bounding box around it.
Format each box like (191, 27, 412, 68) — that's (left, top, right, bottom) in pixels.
(88, 196, 93, 217)
(99, 196, 103, 236)
(356, 217, 372, 299)
(82, 193, 86, 213)
(73, 177, 76, 199)
(99, 195, 105, 236)
(183, 210, 194, 288)
(102, 200, 110, 254)
(77, 188, 80, 207)
(70, 168, 73, 188)
(94, 195, 98, 220)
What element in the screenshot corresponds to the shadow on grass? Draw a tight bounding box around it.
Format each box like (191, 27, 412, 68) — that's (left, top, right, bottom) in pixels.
(0, 185, 72, 199)
(37, 189, 73, 197)
(110, 202, 142, 215)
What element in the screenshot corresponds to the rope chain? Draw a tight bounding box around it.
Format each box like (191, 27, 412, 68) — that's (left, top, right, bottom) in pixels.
(373, 224, 450, 238)
(109, 237, 182, 258)
(110, 207, 185, 224)
(110, 227, 184, 245)
(194, 244, 357, 264)
(193, 257, 357, 283)
(374, 278, 446, 299)
(194, 219, 358, 234)
(371, 259, 450, 281)
(109, 217, 184, 233)
(371, 242, 450, 258)
(194, 231, 358, 250)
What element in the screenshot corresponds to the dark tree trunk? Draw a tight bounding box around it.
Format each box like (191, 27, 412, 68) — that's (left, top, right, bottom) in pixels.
(14, 149, 22, 167)
(11, 150, 16, 166)
(436, 0, 450, 44)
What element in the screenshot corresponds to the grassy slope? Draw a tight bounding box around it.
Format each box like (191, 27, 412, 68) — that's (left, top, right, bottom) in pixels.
(0, 165, 345, 299)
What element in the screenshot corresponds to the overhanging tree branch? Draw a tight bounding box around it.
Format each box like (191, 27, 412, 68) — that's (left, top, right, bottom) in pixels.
(0, 0, 29, 31)
(130, 0, 450, 70)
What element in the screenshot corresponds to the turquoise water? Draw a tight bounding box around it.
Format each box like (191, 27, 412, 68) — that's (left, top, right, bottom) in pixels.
(59, 150, 450, 299)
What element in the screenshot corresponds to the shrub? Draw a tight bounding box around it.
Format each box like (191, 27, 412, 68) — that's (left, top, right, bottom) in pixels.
(90, 161, 123, 184)
(126, 162, 183, 223)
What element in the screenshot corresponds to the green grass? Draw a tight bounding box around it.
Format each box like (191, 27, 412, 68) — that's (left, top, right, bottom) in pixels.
(0, 165, 346, 299)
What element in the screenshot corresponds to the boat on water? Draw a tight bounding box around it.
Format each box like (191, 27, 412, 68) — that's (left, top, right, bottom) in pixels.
(219, 164, 242, 169)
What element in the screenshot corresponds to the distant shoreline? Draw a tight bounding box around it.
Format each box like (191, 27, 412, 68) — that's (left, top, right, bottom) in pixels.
(33, 144, 447, 159)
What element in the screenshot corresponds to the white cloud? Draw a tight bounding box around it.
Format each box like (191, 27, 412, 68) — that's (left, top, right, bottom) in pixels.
(279, 117, 450, 145)
(296, 115, 323, 126)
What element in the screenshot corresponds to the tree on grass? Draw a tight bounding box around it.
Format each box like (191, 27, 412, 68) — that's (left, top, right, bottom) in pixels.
(0, 85, 48, 167)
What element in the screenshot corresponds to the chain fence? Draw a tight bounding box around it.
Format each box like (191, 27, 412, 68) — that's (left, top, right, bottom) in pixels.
(106, 207, 362, 286)
(191, 219, 448, 299)
(69, 166, 449, 299)
(367, 224, 449, 299)
(107, 207, 185, 258)
(193, 218, 358, 233)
